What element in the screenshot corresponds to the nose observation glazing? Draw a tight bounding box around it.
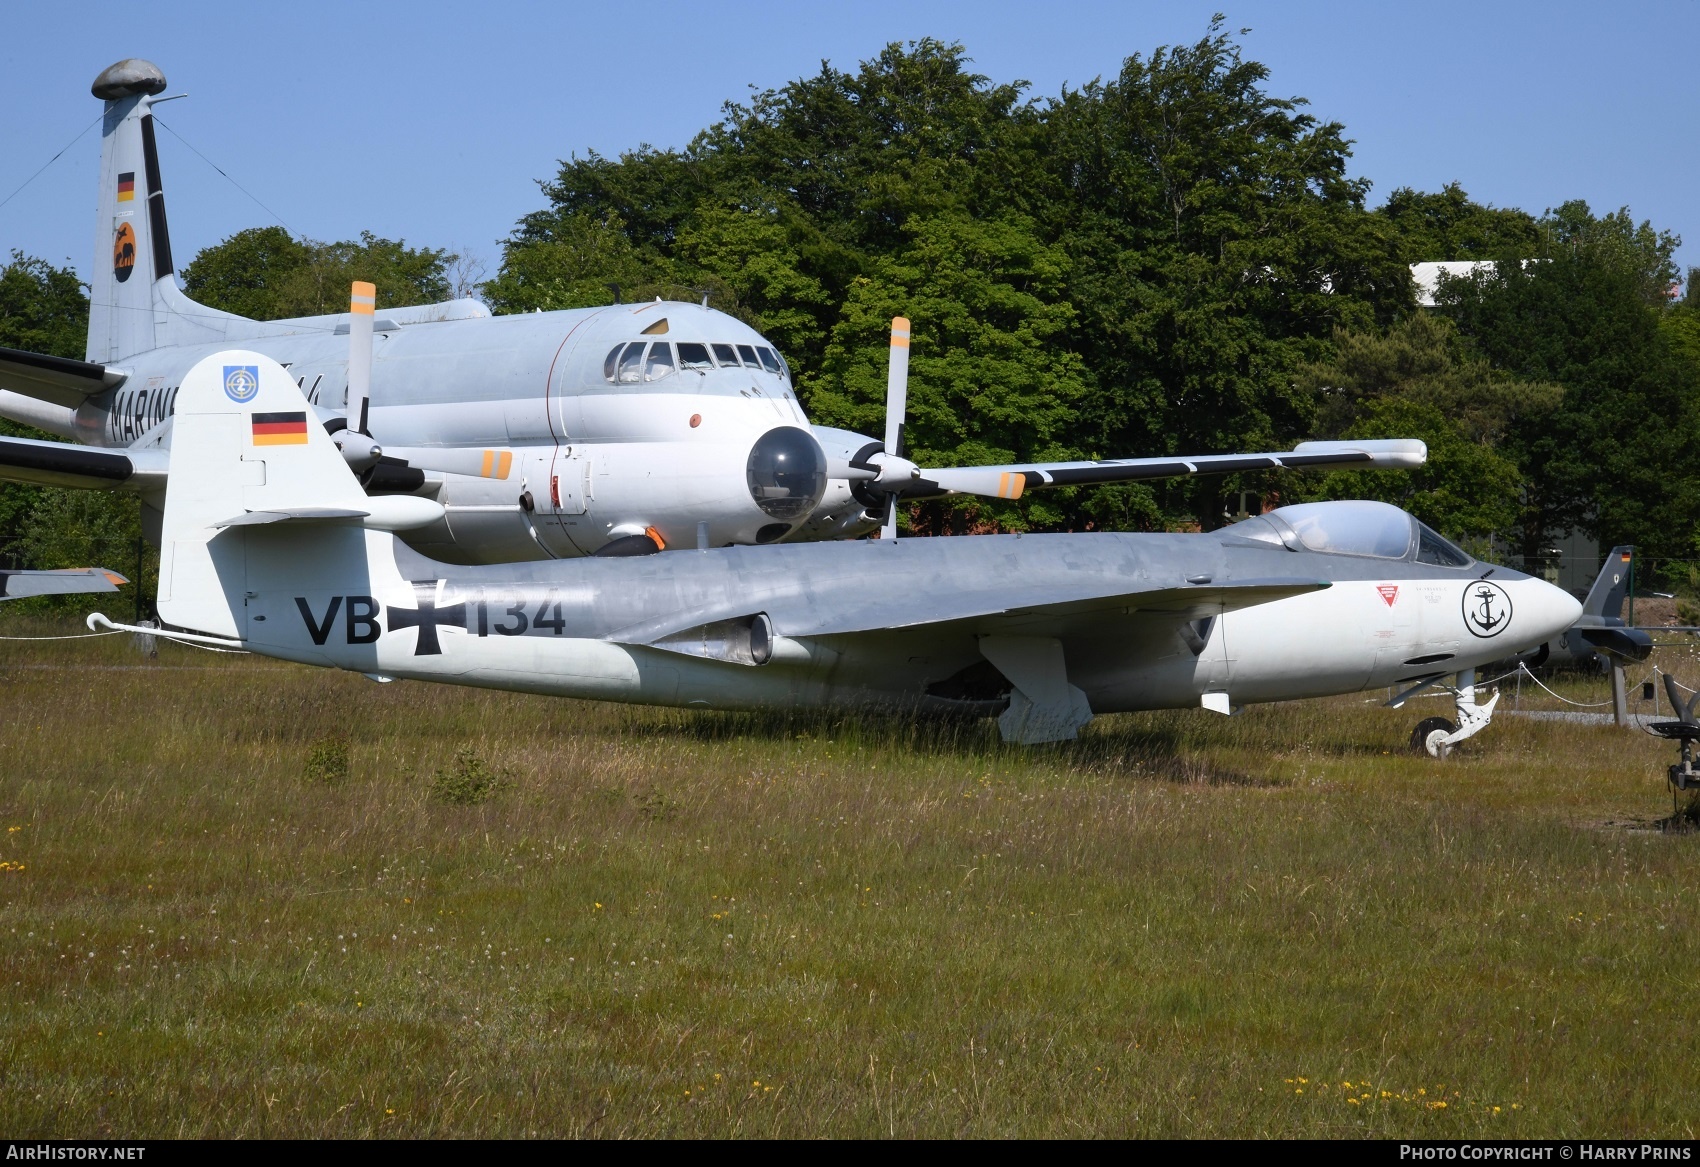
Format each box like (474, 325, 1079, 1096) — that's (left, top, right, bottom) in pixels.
(746, 426, 827, 521)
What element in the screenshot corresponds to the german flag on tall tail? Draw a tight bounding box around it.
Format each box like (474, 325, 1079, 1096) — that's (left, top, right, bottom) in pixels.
(251, 411, 309, 446)
(116, 172, 135, 202)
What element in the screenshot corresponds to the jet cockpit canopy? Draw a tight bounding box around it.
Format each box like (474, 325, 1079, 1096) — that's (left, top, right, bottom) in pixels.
(1230, 500, 1472, 567)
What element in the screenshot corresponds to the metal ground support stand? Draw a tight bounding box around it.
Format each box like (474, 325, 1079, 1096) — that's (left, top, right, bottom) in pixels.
(1649, 674, 1700, 791)
(1395, 668, 1501, 759)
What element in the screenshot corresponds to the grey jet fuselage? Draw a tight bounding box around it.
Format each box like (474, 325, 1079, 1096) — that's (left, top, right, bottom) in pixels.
(298, 530, 1564, 717)
(141, 350, 1582, 744)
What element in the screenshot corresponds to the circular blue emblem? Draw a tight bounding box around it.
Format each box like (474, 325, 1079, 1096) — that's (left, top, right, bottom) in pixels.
(223, 365, 259, 403)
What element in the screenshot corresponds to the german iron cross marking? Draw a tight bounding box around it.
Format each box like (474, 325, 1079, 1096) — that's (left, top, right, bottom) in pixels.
(386, 580, 467, 655)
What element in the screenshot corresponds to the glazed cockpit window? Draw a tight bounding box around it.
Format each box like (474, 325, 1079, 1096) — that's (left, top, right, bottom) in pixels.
(677, 342, 714, 370)
(615, 342, 644, 384)
(755, 346, 782, 374)
(1225, 516, 1285, 546)
(603, 345, 622, 381)
(1416, 521, 1473, 567)
(644, 342, 676, 381)
(712, 343, 741, 368)
(737, 344, 760, 368)
(1268, 500, 1415, 559)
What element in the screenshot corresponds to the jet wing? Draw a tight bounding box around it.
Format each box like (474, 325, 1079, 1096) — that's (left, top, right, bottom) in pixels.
(0, 434, 168, 491)
(0, 345, 126, 409)
(791, 578, 1331, 639)
(908, 440, 1426, 500)
(0, 567, 126, 599)
(613, 577, 1329, 649)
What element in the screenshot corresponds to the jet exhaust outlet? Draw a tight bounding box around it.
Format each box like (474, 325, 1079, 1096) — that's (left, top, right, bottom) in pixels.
(651, 613, 775, 666)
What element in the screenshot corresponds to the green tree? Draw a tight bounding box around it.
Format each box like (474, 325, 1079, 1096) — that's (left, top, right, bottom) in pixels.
(183, 229, 455, 319)
(1303, 312, 1561, 445)
(173, 227, 309, 320)
(674, 205, 833, 365)
(1438, 239, 1700, 560)
(0, 252, 147, 608)
(1663, 269, 1700, 376)
(0, 253, 89, 571)
(0, 251, 89, 358)
(1040, 18, 1411, 528)
(483, 210, 687, 313)
(1306, 398, 1523, 539)
(1536, 199, 1680, 307)
(496, 38, 1041, 382)
(1290, 314, 1558, 538)
(17, 487, 145, 595)
(485, 25, 1694, 550)
(808, 212, 1089, 528)
(1374, 183, 1541, 262)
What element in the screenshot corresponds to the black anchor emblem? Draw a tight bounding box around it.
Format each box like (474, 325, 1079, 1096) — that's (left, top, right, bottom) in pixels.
(1462, 581, 1513, 638)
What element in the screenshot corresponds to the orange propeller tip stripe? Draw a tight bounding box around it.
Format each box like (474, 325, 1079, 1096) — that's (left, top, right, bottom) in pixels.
(478, 450, 515, 479)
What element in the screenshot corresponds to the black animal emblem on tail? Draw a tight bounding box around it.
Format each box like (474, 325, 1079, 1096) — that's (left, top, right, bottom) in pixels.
(113, 223, 136, 283)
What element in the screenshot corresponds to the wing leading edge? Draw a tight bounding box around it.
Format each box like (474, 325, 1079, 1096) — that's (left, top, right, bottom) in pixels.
(0, 434, 167, 491)
(614, 577, 1330, 652)
(0, 345, 126, 409)
(914, 440, 1427, 500)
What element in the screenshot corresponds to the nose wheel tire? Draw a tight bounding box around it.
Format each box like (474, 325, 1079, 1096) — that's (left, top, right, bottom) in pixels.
(1411, 716, 1458, 758)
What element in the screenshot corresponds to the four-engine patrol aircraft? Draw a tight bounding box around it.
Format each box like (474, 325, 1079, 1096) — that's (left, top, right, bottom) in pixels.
(0, 58, 1426, 565)
(85, 351, 1582, 745)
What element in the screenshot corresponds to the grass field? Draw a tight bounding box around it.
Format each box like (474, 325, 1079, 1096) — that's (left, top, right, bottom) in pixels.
(1, 617, 1697, 1138)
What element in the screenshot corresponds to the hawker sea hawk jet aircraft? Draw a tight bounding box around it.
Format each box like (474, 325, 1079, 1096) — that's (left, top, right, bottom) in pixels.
(86, 352, 1579, 745)
(0, 58, 1426, 565)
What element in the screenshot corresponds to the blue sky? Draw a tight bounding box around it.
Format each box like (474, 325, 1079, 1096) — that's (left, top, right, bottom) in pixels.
(1, 1, 1694, 288)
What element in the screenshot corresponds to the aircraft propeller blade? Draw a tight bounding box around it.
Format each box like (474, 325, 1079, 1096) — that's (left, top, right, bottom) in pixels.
(880, 316, 910, 540)
(345, 281, 375, 435)
(884, 316, 908, 462)
(333, 281, 382, 470)
(379, 445, 516, 482)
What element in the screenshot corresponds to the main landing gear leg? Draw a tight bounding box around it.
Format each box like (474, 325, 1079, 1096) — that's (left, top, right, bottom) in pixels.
(1406, 669, 1500, 759)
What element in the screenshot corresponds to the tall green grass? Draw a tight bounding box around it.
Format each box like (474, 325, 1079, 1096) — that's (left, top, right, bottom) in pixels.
(0, 620, 1695, 1137)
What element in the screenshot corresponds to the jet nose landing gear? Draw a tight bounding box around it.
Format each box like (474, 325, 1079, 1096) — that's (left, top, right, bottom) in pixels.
(1392, 669, 1500, 759)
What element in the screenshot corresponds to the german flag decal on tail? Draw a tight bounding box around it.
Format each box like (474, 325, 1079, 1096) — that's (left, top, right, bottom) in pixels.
(251, 411, 309, 446)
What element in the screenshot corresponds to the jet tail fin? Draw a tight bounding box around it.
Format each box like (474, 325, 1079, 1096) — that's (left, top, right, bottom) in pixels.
(88, 63, 174, 364)
(1582, 546, 1634, 622)
(156, 352, 375, 636)
(86, 61, 297, 363)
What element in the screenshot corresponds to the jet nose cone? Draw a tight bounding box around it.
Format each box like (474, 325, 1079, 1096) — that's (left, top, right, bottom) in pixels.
(1515, 577, 1583, 648)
